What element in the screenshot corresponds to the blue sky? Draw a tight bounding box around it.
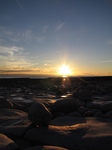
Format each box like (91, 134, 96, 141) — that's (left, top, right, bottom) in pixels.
(0, 0, 112, 76)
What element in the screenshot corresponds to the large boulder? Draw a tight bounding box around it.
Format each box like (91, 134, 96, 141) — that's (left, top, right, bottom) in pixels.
(51, 99, 79, 114)
(0, 133, 19, 150)
(28, 102, 52, 126)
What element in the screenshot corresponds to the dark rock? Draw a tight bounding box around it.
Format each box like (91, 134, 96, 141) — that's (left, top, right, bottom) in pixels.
(72, 89, 79, 98)
(15, 139, 32, 150)
(78, 90, 92, 101)
(53, 112, 65, 119)
(25, 145, 68, 150)
(79, 106, 88, 114)
(0, 126, 27, 140)
(105, 84, 112, 93)
(94, 111, 103, 117)
(28, 102, 52, 126)
(0, 108, 30, 126)
(56, 89, 63, 96)
(52, 99, 79, 114)
(87, 84, 96, 91)
(86, 102, 101, 109)
(0, 133, 19, 150)
(101, 102, 112, 113)
(104, 111, 112, 118)
(83, 109, 100, 117)
(0, 98, 13, 109)
(67, 111, 82, 117)
(50, 116, 86, 126)
(78, 100, 85, 106)
(24, 117, 112, 150)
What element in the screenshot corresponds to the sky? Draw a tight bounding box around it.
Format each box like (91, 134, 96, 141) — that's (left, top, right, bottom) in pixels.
(0, 0, 112, 77)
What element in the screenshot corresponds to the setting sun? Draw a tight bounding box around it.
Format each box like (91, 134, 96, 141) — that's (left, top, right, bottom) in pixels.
(59, 64, 72, 76)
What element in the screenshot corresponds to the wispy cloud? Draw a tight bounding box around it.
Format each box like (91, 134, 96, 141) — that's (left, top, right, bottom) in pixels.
(0, 26, 46, 44)
(0, 27, 33, 42)
(36, 36, 45, 42)
(0, 46, 31, 69)
(22, 30, 32, 41)
(0, 68, 40, 73)
(42, 25, 49, 33)
(0, 46, 23, 57)
(55, 23, 65, 31)
(0, 45, 54, 74)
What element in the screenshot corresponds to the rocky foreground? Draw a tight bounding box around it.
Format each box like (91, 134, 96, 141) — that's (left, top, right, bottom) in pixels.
(0, 77, 112, 150)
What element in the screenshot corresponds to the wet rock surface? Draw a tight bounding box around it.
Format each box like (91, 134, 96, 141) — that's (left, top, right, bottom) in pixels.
(0, 77, 112, 149)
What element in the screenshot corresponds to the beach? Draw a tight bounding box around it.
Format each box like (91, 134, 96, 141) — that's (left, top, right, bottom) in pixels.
(0, 76, 112, 150)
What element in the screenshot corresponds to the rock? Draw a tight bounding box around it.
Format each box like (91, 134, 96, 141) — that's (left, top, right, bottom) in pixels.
(101, 102, 112, 113)
(25, 117, 112, 150)
(78, 100, 85, 106)
(92, 89, 100, 96)
(87, 84, 96, 91)
(72, 89, 79, 98)
(53, 112, 65, 119)
(15, 139, 32, 150)
(0, 98, 13, 109)
(86, 102, 101, 109)
(0, 108, 30, 126)
(28, 102, 52, 126)
(51, 99, 79, 114)
(78, 90, 92, 101)
(0, 126, 27, 140)
(50, 116, 86, 126)
(79, 106, 88, 114)
(104, 111, 112, 118)
(94, 111, 103, 117)
(0, 133, 19, 150)
(25, 145, 68, 150)
(83, 109, 100, 117)
(67, 111, 82, 117)
(56, 89, 63, 97)
(105, 84, 112, 93)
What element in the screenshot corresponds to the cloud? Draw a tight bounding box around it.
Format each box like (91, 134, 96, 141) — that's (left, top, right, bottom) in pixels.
(55, 23, 65, 31)
(36, 36, 45, 42)
(0, 27, 33, 42)
(0, 68, 40, 73)
(0, 46, 23, 57)
(42, 25, 49, 33)
(0, 46, 32, 69)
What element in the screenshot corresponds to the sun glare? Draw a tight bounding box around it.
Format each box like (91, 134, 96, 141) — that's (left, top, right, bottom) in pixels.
(59, 64, 72, 76)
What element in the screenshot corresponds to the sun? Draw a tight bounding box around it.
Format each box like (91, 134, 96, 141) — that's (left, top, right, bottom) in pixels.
(59, 64, 72, 76)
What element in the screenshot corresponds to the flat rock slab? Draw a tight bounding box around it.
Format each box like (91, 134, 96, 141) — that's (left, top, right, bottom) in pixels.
(25, 117, 112, 150)
(0, 108, 30, 126)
